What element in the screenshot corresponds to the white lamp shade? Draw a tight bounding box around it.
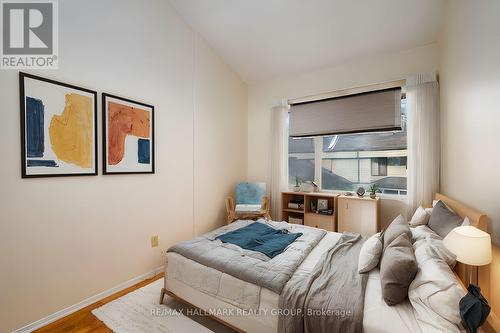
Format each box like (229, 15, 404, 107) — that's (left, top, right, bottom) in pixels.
(443, 226, 492, 266)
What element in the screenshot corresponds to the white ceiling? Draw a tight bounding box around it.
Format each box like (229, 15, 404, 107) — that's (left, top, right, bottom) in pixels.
(169, 0, 445, 83)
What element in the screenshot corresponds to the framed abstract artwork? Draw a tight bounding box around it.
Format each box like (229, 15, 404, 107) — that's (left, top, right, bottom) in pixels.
(20, 72, 98, 178)
(102, 93, 155, 174)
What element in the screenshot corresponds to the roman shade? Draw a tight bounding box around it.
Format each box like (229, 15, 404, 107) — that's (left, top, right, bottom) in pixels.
(289, 87, 402, 137)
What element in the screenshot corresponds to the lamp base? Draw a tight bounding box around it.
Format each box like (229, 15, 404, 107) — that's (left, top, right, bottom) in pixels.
(465, 265, 479, 286)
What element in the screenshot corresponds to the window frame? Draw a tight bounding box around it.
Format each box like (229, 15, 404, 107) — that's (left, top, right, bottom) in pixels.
(288, 135, 408, 200)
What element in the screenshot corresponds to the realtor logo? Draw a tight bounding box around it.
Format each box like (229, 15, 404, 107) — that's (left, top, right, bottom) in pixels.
(1, 0, 58, 69)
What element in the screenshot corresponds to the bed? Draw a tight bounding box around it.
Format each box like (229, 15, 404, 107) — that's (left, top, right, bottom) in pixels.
(161, 193, 488, 333)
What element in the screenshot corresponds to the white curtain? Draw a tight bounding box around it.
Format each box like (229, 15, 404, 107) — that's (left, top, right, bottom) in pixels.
(407, 73, 440, 215)
(270, 100, 289, 220)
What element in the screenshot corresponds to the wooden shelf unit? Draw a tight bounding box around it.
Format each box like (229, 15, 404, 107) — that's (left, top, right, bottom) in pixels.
(337, 195, 381, 236)
(281, 191, 339, 232)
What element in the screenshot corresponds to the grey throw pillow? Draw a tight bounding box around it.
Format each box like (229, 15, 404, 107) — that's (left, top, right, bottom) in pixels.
(383, 215, 412, 250)
(379, 233, 418, 305)
(427, 200, 463, 238)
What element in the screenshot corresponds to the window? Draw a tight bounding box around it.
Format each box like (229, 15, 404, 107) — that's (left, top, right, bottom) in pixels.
(288, 137, 315, 186)
(371, 158, 388, 176)
(288, 99, 407, 196)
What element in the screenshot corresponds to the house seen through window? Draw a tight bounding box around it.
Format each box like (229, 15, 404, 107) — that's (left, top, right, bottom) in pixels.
(288, 99, 407, 196)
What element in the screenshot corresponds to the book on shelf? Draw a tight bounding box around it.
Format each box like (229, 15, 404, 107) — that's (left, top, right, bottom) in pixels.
(288, 216, 303, 224)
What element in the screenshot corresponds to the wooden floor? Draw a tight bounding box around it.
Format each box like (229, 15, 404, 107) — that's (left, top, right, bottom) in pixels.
(35, 273, 164, 333)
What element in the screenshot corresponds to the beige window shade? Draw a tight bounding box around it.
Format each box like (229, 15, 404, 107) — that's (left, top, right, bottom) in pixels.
(289, 88, 402, 137)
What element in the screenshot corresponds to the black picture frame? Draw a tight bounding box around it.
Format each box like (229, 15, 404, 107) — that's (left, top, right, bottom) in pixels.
(102, 93, 155, 175)
(19, 72, 98, 178)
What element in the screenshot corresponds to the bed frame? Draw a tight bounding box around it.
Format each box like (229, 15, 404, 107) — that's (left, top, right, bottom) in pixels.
(160, 192, 493, 333)
(432, 193, 489, 289)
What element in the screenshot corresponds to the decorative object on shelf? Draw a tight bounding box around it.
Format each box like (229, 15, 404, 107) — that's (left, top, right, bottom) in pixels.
(459, 284, 490, 333)
(356, 187, 365, 197)
(345, 192, 353, 196)
(20, 72, 98, 178)
(102, 94, 154, 174)
(293, 176, 301, 192)
(317, 198, 328, 211)
(312, 181, 319, 192)
(368, 184, 380, 199)
(300, 181, 314, 192)
(288, 201, 304, 210)
(310, 199, 317, 212)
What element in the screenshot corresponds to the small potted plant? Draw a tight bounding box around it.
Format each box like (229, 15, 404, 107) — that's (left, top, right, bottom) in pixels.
(293, 176, 301, 192)
(368, 184, 379, 199)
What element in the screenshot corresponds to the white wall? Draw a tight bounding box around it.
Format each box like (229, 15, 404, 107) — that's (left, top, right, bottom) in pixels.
(0, 1, 247, 331)
(193, 34, 248, 235)
(248, 44, 439, 225)
(439, 0, 500, 325)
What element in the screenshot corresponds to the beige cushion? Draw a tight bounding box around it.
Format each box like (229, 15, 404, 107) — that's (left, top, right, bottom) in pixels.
(379, 233, 418, 305)
(358, 232, 384, 273)
(383, 214, 412, 250)
(409, 206, 431, 227)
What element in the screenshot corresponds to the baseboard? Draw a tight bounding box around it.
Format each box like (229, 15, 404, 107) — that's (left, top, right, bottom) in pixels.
(12, 265, 164, 333)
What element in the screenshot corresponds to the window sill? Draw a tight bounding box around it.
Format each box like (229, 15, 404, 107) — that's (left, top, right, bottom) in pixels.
(287, 188, 408, 202)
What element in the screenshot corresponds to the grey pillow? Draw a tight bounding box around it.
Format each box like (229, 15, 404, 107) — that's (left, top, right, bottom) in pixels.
(379, 233, 418, 305)
(383, 215, 412, 250)
(427, 200, 463, 238)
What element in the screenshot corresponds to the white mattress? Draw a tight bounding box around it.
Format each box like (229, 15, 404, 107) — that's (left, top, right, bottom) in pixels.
(166, 230, 423, 333)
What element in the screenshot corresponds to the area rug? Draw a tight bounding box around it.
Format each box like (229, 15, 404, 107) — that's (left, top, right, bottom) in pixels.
(92, 279, 235, 333)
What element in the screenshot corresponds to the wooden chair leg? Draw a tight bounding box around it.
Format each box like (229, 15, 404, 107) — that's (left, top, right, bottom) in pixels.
(261, 196, 271, 221)
(225, 197, 236, 224)
(160, 287, 167, 304)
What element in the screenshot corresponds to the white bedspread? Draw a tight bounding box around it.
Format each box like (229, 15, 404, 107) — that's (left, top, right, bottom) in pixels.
(166, 230, 423, 333)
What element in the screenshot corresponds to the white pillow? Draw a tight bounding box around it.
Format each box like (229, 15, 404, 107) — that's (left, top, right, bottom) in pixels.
(409, 249, 465, 333)
(414, 235, 457, 268)
(411, 227, 452, 269)
(358, 232, 383, 273)
(410, 206, 432, 227)
(411, 225, 441, 244)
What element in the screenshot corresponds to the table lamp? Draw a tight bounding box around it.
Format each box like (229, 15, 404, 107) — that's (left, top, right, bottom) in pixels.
(443, 225, 492, 285)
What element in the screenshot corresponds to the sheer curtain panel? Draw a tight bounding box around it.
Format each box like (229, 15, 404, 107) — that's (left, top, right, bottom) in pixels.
(407, 73, 440, 214)
(270, 100, 289, 220)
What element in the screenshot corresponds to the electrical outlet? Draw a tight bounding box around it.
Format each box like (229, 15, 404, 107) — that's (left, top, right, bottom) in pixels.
(151, 235, 159, 247)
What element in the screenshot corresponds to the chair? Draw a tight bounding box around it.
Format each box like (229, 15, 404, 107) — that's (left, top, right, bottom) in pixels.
(225, 182, 271, 224)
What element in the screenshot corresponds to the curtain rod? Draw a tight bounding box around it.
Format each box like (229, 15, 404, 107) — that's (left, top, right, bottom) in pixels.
(287, 79, 406, 105)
